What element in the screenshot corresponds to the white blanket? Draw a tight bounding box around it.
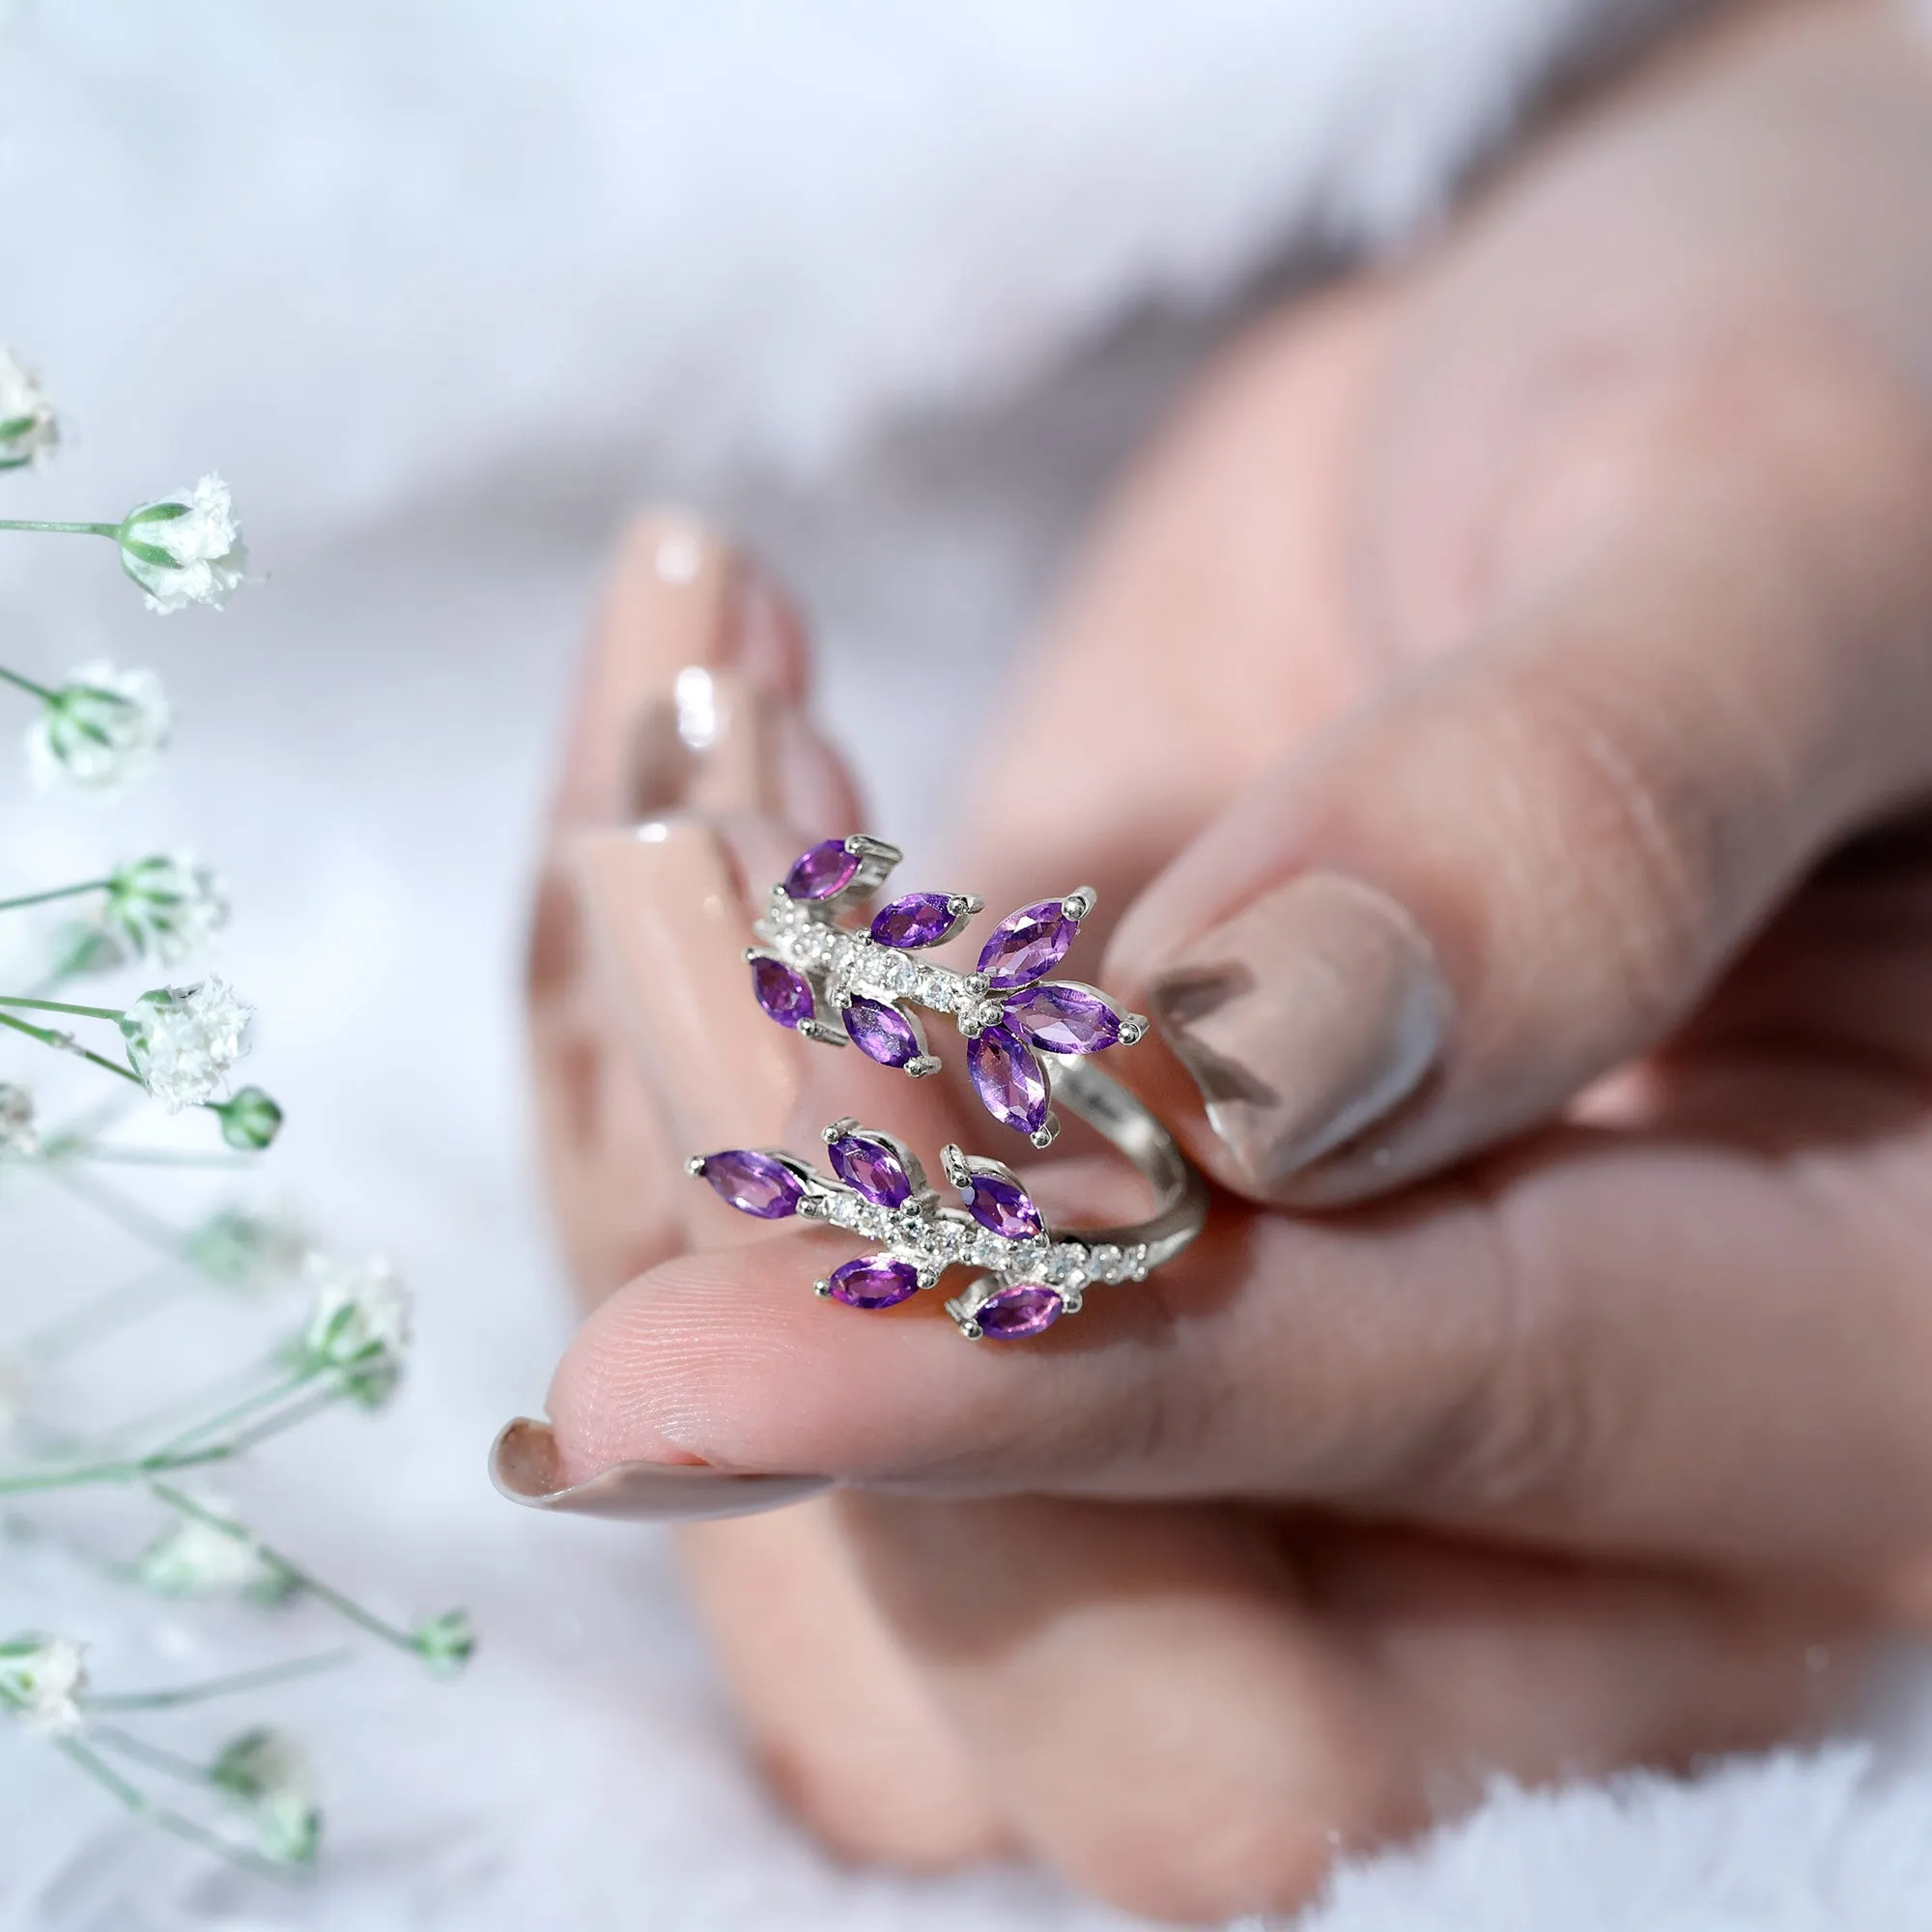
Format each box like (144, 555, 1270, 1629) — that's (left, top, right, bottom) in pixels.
(4, 4, 1930, 1925)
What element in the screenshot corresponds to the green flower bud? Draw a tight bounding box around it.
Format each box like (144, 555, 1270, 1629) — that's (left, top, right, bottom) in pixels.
(214, 1085, 283, 1151)
(412, 1608, 474, 1679)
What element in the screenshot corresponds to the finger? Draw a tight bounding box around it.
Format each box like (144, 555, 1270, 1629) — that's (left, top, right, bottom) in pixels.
(831, 1495, 1848, 1921)
(544, 1111, 1932, 1579)
(673, 1501, 1010, 1870)
(1101, 339, 1932, 1206)
(528, 516, 863, 1296)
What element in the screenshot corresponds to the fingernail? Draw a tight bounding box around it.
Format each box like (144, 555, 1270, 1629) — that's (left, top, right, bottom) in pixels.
(569, 816, 804, 1152)
(491, 1419, 831, 1523)
(1148, 871, 1447, 1194)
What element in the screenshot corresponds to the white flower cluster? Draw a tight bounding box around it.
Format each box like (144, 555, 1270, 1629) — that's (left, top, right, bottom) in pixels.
(0, 1634, 86, 1736)
(298, 1255, 412, 1407)
(117, 474, 246, 614)
(136, 1502, 295, 1605)
(211, 1727, 321, 1865)
(119, 978, 254, 1112)
(0, 348, 58, 470)
(102, 853, 229, 966)
(25, 661, 171, 800)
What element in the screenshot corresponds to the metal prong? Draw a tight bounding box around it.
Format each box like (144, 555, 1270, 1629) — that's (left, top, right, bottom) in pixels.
(844, 835, 904, 864)
(1029, 1114, 1061, 1151)
(939, 1143, 971, 1186)
(742, 946, 761, 964)
(916, 1266, 940, 1291)
(1062, 887, 1097, 921)
(822, 1117, 860, 1143)
(946, 894, 984, 917)
(797, 1019, 848, 1048)
(957, 1319, 983, 1340)
(1060, 1291, 1084, 1317)
(905, 1055, 942, 1079)
(796, 1193, 828, 1220)
(685, 1155, 708, 1178)
(813, 1280, 833, 1298)
(1119, 1012, 1150, 1045)
(965, 973, 991, 996)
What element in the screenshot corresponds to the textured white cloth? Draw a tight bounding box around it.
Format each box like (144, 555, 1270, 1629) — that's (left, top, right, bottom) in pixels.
(5, 3, 1930, 1926)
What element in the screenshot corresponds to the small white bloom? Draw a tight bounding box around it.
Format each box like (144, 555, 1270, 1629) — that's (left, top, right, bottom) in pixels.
(0, 1082, 36, 1156)
(119, 978, 253, 1112)
(184, 1206, 310, 1291)
(0, 1634, 87, 1735)
(211, 1727, 321, 1865)
(136, 1500, 293, 1605)
(298, 1254, 411, 1406)
(0, 347, 58, 469)
(25, 662, 171, 799)
(102, 853, 229, 966)
(118, 474, 246, 613)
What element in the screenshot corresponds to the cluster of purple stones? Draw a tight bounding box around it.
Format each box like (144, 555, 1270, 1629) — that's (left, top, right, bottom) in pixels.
(690, 1128, 1073, 1340)
(749, 836, 1146, 1142)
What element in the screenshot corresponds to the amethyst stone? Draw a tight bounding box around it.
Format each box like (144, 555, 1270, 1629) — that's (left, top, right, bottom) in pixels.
(828, 1133, 913, 1208)
(869, 893, 958, 951)
(977, 900, 1078, 990)
(967, 1024, 1049, 1134)
(827, 1255, 921, 1311)
(1004, 981, 1122, 1055)
(751, 955, 815, 1029)
(843, 997, 920, 1067)
(963, 1172, 1042, 1241)
(975, 1284, 1065, 1339)
(783, 838, 860, 901)
(696, 1150, 804, 1220)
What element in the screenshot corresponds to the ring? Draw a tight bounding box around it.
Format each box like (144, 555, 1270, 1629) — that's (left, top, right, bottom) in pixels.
(746, 833, 1150, 1147)
(688, 1058, 1208, 1340)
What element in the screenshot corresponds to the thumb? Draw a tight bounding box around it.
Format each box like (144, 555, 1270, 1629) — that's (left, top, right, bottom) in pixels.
(1104, 365, 1932, 1205)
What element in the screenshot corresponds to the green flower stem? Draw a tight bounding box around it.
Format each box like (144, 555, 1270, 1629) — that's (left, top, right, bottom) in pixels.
(0, 519, 122, 538)
(89, 1723, 218, 1786)
(52, 1734, 293, 1882)
(151, 1371, 318, 1460)
(0, 1009, 142, 1089)
(81, 1649, 350, 1714)
(0, 1442, 231, 1496)
(0, 994, 128, 1022)
(0, 664, 57, 703)
(148, 1483, 424, 1660)
(0, 879, 113, 915)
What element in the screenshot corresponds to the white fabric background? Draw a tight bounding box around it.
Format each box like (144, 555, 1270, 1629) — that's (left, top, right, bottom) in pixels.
(5, 3, 1932, 1926)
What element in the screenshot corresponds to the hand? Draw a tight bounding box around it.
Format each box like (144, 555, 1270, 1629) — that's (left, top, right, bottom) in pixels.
(526, 3, 1932, 1918)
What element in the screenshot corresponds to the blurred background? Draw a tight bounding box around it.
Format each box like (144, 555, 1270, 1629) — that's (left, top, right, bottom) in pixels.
(12, 3, 1915, 1926)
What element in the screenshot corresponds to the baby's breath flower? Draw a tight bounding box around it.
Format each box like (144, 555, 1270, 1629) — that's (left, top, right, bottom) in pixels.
(0, 1082, 37, 1156)
(119, 978, 253, 1112)
(102, 854, 229, 966)
(0, 348, 58, 470)
(411, 1608, 474, 1678)
(117, 474, 246, 614)
(210, 1727, 321, 1865)
(0, 1633, 86, 1735)
(135, 1501, 296, 1605)
(212, 1084, 283, 1151)
(184, 1206, 309, 1291)
(298, 1255, 411, 1407)
(25, 662, 170, 800)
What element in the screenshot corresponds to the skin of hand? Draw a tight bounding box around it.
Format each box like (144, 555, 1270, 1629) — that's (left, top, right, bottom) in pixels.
(525, 0, 1932, 1919)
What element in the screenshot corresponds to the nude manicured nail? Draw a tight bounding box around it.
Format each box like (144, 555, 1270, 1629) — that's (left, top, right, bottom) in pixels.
(569, 817, 804, 1152)
(491, 1419, 830, 1523)
(1148, 871, 1447, 1194)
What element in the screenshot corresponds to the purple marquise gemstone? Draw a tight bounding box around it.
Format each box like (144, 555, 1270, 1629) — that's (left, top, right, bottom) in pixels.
(843, 997, 920, 1067)
(828, 1133, 913, 1208)
(783, 838, 860, 901)
(696, 1150, 804, 1220)
(963, 1171, 1042, 1241)
(826, 1255, 921, 1310)
(751, 955, 815, 1029)
(869, 893, 958, 950)
(1004, 981, 1122, 1055)
(975, 1284, 1065, 1339)
(977, 900, 1078, 990)
(967, 1024, 1049, 1134)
